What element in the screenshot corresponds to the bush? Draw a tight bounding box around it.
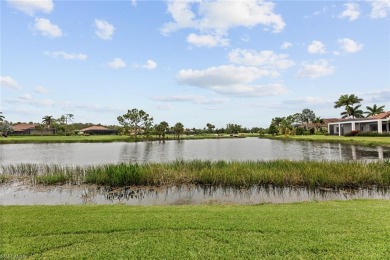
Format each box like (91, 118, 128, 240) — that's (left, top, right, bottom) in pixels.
(344, 130, 359, 137)
(355, 131, 390, 137)
(295, 127, 305, 135)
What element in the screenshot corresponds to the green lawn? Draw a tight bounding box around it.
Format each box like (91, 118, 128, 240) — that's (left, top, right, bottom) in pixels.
(264, 134, 390, 147)
(1, 200, 389, 259)
(0, 134, 243, 144)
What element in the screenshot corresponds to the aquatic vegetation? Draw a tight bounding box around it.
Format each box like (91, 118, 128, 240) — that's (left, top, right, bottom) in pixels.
(1, 160, 389, 188)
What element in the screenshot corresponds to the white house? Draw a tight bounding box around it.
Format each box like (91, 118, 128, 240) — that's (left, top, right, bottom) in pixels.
(328, 111, 390, 136)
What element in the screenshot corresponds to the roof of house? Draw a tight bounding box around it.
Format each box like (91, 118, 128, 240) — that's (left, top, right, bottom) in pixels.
(12, 123, 36, 132)
(80, 125, 114, 131)
(329, 111, 390, 123)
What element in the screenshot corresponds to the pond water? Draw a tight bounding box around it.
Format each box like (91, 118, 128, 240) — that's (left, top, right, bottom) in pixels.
(0, 138, 389, 166)
(1, 183, 389, 205)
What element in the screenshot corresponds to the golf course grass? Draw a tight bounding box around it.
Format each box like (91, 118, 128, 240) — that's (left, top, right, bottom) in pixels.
(1, 200, 389, 259)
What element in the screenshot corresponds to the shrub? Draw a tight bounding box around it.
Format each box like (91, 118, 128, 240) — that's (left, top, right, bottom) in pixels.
(344, 130, 359, 137)
(355, 131, 390, 137)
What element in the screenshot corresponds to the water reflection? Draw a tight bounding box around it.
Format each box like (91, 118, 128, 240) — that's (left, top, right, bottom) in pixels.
(1, 183, 389, 205)
(0, 138, 389, 166)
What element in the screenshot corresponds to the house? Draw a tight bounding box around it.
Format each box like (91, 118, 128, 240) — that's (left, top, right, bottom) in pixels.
(328, 111, 390, 136)
(79, 125, 117, 135)
(12, 123, 56, 135)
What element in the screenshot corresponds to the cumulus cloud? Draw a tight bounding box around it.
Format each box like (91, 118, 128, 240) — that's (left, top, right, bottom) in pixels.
(296, 59, 335, 79)
(44, 51, 87, 60)
(337, 38, 363, 53)
(107, 58, 126, 69)
(0, 76, 21, 89)
(33, 18, 63, 38)
(228, 49, 294, 70)
(7, 0, 53, 15)
(369, 0, 390, 18)
(339, 3, 360, 21)
(187, 33, 229, 47)
(281, 42, 292, 50)
(162, 0, 285, 47)
(307, 40, 326, 54)
(363, 89, 390, 102)
(135, 60, 157, 70)
(94, 19, 115, 40)
(152, 95, 229, 104)
(34, 86, 48, 94)
(177, 65, 287, 97)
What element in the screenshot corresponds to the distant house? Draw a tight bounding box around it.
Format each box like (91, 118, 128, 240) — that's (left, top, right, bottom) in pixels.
(79, 125, 117, 135)
(328, 111, 390, 136)
(12, 123, 56, 135)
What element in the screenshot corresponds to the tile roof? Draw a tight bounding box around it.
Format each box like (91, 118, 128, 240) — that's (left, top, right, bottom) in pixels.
(12, 123, 36, 132)
(368, 111, 390, 119)
(80, 125, 112, 131)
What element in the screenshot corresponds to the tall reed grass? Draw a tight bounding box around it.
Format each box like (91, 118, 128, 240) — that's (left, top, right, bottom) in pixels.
(1, 160, 389, 188)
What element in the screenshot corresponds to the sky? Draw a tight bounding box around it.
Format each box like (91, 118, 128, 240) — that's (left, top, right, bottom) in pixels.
(1, 0, 389, 128)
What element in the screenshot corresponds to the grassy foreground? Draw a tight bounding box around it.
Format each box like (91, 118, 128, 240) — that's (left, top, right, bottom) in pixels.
(2, 160, 390, 188)
(1, 200, 389, 259)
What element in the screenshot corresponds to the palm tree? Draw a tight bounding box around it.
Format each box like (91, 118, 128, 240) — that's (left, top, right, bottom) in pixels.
(42, 115, 53, 129)
(173, 122, 184, 140)
(341, 104, 364, 119)
(313, 117, 325, 132)
(334, 94, 363, 118)
(365, 104, 385, 117)
(0, 112, 4, 122)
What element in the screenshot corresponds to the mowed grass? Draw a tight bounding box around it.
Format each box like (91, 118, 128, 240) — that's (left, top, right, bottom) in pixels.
(264, 134, 390, 147)
(0, 134, 245, 144)
(1, 200, 389, 259)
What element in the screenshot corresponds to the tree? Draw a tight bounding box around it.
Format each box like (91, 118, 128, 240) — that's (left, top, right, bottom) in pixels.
(267, 124, 278, 135)
(155, 121, 169, 140)
(206, 123, 215, 133)
(226, 123, 242, 134)
(0, 112, 4, 122)
(42, 115, 53, 129)
(334, 94, 363, 118)
(365, 104, 385, 117)
(173, 122, 184, 140)
(313, 117, 325, 132)
(117, 109, 153, 141)
(301, 108, 316, 129)
(341, 104, 364, 119)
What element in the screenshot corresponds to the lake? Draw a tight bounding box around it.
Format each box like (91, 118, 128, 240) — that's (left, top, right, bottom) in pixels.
(1, 138, 389, 166)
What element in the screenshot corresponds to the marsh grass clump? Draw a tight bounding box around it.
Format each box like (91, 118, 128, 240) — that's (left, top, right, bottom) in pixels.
(85, 163, 144, 186)
(1, 160, 390, 189)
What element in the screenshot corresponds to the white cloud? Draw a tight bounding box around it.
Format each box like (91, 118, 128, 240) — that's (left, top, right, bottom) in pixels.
(44, 51, 87, 60)
(281, 42, 292, 50)
(33, 18, 63, 38)
(337, 38, 363, 53)
(0, 76, 21, 89)
(19, 93, 32, 101)
(307, 40, 326, 54)
(7, 0, 53, 15)
(187, 33, 229, 47)
(283, 96, 330, 105)
(131, 0, 137, 7)
(296, 59, 335, 79)
(178, 65, 277, 87)
(369, 0, 390, 18)
(108, 58, 126, 69)
(339, 3, 360, 21)
(177, 65, 286, 97)
(135, 60, 157, 70)
(228, 49, 294, 70)
(162, 0, 285, 47)
(152, 95, 229, 104)
(94, 19, 115, 40)
(34, 86, 48, 94)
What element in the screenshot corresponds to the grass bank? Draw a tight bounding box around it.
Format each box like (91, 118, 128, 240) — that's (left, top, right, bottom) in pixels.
(263, 134, 390, 147)
(0, 134, 247, 144)
(2, 160, 389, 188)
(1, 200, 389, 259)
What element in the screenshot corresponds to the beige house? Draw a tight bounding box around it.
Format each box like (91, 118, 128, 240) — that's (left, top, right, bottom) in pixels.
(328, 111, 390, 136)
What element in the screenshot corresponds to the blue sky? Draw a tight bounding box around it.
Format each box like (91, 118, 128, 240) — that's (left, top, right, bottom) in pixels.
(1, 0, 389, 128)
